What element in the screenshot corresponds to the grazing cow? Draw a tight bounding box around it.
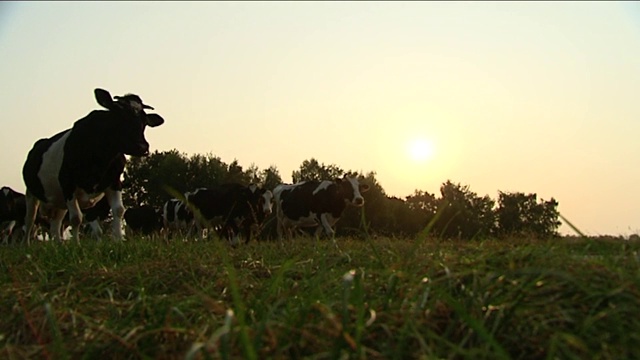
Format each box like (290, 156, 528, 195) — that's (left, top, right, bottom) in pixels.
(273, 174, 370, 240)
(124, 205, 163, 236)
(22, 88, 164, 244)
(184, 183, 274, 245)
(162, 198, 194, 238)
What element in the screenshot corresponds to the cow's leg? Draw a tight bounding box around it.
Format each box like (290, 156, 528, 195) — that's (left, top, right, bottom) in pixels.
(24, 194, 40, 246)
(2, 221, 16, 245)
(226, 220, 241, 247)
(50, 209, 68, 242)
(66, 198, 84, 243)
(10, 222, 25, 244)
(276, 212, 285, 241)
(319, 214, 336, 239)
(105, 189, 125, 240)
(313, 225, 324, 239)
(89, 219, 103, 239)
(243, 223, 255, 244)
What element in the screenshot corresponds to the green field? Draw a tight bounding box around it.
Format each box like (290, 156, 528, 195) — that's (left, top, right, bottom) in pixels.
(1, 236, 639, 359)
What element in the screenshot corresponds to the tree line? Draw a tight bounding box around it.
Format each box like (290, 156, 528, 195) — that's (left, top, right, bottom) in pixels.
(123, 149, 562, 240)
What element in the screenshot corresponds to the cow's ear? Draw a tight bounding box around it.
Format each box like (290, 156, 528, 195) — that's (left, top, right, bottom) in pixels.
(146, 114, 165, 127)
(94, 88, 114, 109)
(360, 184, 370, 193)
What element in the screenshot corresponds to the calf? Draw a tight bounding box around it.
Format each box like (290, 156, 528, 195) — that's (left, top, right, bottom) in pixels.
(124, 205, 163, 236)
(185, 183, 273, 245)
(22, 88, 164, 244)
(273, 174, 370, 240)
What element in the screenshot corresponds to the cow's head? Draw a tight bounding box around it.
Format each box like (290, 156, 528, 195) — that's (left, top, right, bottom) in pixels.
(248, 184, 274, 218)
(94, 88, 164, 156)
(0, 186, 21, 217)
(335, 174, 370, 207)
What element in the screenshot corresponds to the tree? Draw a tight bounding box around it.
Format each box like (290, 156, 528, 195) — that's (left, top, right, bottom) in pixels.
(259, 165, 283, 190)
(292, 158, 344, 183)
(496, 191, 561, 238)
(434, 180, 496, 240)
(123, 149, 190, 208)
(224, 159, 251, 185)
(185, 152, 227, 190)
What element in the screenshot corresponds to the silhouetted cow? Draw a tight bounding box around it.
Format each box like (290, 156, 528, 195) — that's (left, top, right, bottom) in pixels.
(273, 174, 369, 240)
(124, 205, 163, 236)
(0, 186, 26, 244)
(22, 88, 164, 244)
(185, 183, 273, 245)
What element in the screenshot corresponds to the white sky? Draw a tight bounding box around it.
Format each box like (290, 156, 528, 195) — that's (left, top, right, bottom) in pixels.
(1, 2, 639, 236)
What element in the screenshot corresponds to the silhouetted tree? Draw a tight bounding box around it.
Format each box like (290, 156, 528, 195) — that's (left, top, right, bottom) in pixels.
(124, 149, 190, 208)
(186, 153, 227, 189)
(434, 180, 496, 240)
(224, 159, 251, 185)
(496, 191, 561, 238)
(260, 165, 283, 190)
(292, 158, 344, 183)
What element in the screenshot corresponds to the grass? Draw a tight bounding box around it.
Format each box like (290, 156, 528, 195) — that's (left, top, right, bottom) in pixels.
(1, 235, 639, 359)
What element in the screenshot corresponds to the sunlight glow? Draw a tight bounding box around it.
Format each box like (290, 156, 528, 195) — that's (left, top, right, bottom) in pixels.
(408, 138, 435, 163)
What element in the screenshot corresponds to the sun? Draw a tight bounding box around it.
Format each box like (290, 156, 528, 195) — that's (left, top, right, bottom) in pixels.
(407, 138, 435, 163)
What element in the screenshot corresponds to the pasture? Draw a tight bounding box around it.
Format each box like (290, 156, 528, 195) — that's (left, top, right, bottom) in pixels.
(1, 235, 639, 359)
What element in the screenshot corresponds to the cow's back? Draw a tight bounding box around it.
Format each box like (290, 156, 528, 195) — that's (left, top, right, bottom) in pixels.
(279, 181, 326, 220)
(22, 130, 70, 203)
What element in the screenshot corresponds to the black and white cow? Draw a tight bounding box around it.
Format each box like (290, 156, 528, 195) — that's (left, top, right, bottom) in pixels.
(273, 174, 370, 240)
(124, 205, 163, 236)
(184, 183, 273, 245)
(0, 186, 27, 244)
(235, 184, 274, 243)
(1, 187, 60, 243)
(162, 198, 194, 238)
(22, 88, 164, 244)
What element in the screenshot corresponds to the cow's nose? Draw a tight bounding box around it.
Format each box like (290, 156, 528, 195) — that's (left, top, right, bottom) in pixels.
(354, 197, 364, 206)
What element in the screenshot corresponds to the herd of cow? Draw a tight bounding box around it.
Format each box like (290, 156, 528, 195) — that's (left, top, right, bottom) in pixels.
(1, 88, 370, 246)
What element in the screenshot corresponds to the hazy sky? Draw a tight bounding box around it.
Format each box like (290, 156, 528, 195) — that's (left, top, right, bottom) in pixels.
(1, 2, 639, 236)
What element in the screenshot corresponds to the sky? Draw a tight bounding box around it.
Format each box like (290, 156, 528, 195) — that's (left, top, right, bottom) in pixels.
(1, 2, 639, 237)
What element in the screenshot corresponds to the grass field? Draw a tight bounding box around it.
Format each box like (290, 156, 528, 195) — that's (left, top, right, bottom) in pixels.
(1, 235, 639, 359)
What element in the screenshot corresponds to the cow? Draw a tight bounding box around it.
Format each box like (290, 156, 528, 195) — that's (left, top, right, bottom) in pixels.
(0, 186, 27, 244)
(162, 198, 194, 239)
(0, 187, 61, 243)
(22, 88, 164, 245)
(273, 174, 370, 241)
(233, 184, 274, 243)
(184, 183, 273, 245)
(80, 196, 112, 239)
(124, 205, 164, 237)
